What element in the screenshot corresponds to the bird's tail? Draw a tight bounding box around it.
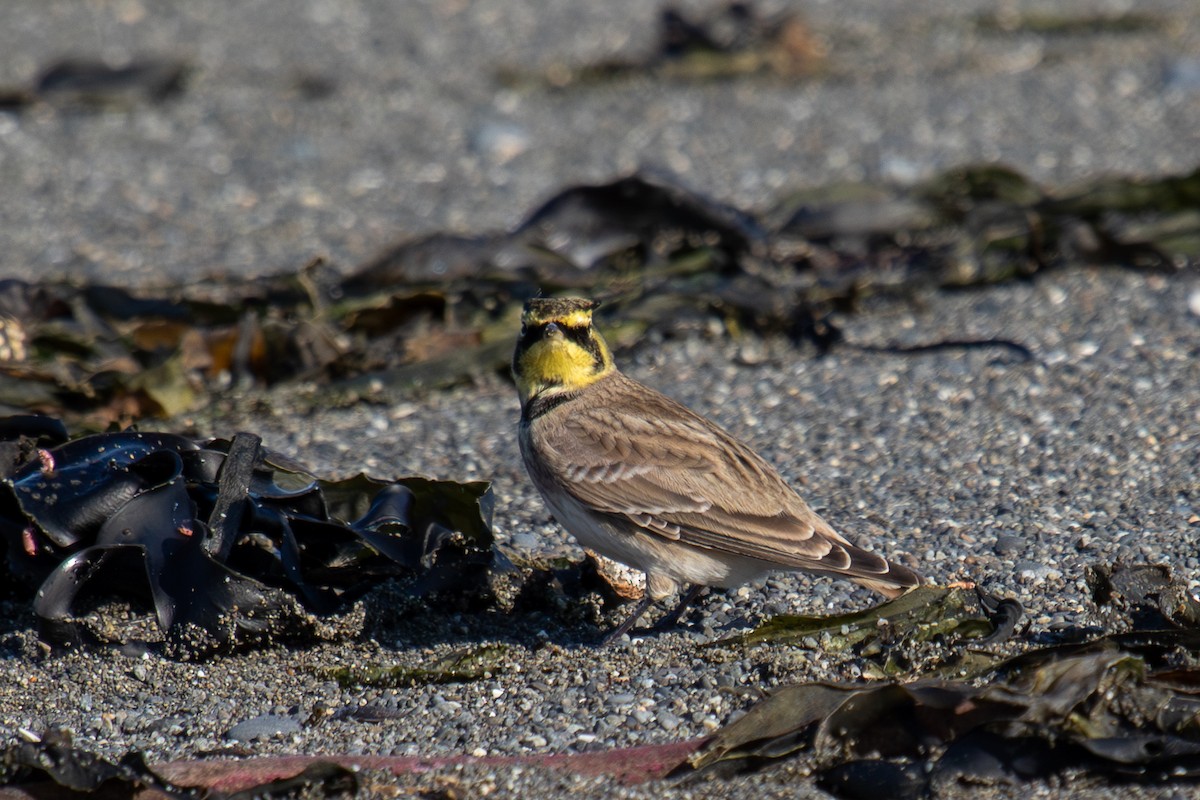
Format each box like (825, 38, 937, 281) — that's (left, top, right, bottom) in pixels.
(852, 561, 923, 599)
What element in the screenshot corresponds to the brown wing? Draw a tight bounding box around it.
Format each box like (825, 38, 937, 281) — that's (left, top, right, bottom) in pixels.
(533, 372, 919, 589)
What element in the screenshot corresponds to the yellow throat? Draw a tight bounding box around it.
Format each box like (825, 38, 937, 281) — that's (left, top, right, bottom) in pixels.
(512, 297, 614, 405)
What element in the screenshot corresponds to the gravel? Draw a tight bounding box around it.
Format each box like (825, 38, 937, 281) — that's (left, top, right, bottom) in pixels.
(1, 0, 1199, 286)
(3, 267, 1195, 797)
(2, 1, 1199, 798)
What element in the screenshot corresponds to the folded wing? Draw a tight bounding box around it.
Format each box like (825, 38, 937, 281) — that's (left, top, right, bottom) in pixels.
(533, 376, 919, 591)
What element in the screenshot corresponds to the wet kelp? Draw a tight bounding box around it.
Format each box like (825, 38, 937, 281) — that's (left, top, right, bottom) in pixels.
(6, 566, 1199, 798)
(1, 166, 1196, 422)
(0, 729, 360, 800)
(715, 584, 1024, 680)
(679, 564, 1200, 797)
(0, 729, 196, 800)
(0, 415, 494, 658)
(0, 57, 189, 111)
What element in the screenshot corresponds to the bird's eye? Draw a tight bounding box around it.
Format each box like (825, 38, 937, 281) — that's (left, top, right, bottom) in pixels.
(519, 322, 527, 337)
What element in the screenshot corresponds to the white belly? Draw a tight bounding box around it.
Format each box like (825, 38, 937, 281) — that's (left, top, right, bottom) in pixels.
(534, 479, 770, 599)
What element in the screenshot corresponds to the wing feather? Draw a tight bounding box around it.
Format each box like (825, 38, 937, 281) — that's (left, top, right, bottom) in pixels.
(531, 372, 902, 579)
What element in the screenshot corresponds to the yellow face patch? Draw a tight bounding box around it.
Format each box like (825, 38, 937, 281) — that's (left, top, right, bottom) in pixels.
(521, 336, 594, 382)
(513, 319, 613, 403)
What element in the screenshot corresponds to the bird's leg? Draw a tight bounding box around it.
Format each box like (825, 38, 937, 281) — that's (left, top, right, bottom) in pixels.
(596, 594, 656, 647)
(595, 584, 707, 646)
(652, 584, 706, 632)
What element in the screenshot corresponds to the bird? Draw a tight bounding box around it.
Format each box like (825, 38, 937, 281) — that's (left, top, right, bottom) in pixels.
(511, 296, 921, 644)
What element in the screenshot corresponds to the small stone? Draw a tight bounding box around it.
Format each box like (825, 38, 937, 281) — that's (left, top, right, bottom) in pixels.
(1015, 561, 1053, 583)
(470, 120, 530, 165)
(631, 709, 654, 725)
(993, 533, 1023, 555)
(657, 711, 683, 731)
(226, 714, 301, 741)
(1166, 58, 1200, 93)
(508, 533, 540, 551)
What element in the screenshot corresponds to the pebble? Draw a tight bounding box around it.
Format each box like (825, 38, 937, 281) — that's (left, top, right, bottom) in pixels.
(994, 533, 1024, 555)
(508, 533, 541, 551)
(657, 711, 683, 731)
(1015, 561, 1056, 583)
(226, 714, 302, 741)
(1166, 57, 1200, 93)
(2, 4, 1199, 798)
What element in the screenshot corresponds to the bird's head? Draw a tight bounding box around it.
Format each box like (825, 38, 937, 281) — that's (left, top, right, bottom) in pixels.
(512, 296, 614, 405)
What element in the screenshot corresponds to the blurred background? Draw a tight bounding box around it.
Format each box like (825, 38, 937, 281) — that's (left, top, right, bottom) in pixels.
(2, 0, 1198, 285)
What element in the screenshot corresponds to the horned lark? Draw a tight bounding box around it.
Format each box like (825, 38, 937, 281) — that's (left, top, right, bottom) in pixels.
(512, 297, 920, 644)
